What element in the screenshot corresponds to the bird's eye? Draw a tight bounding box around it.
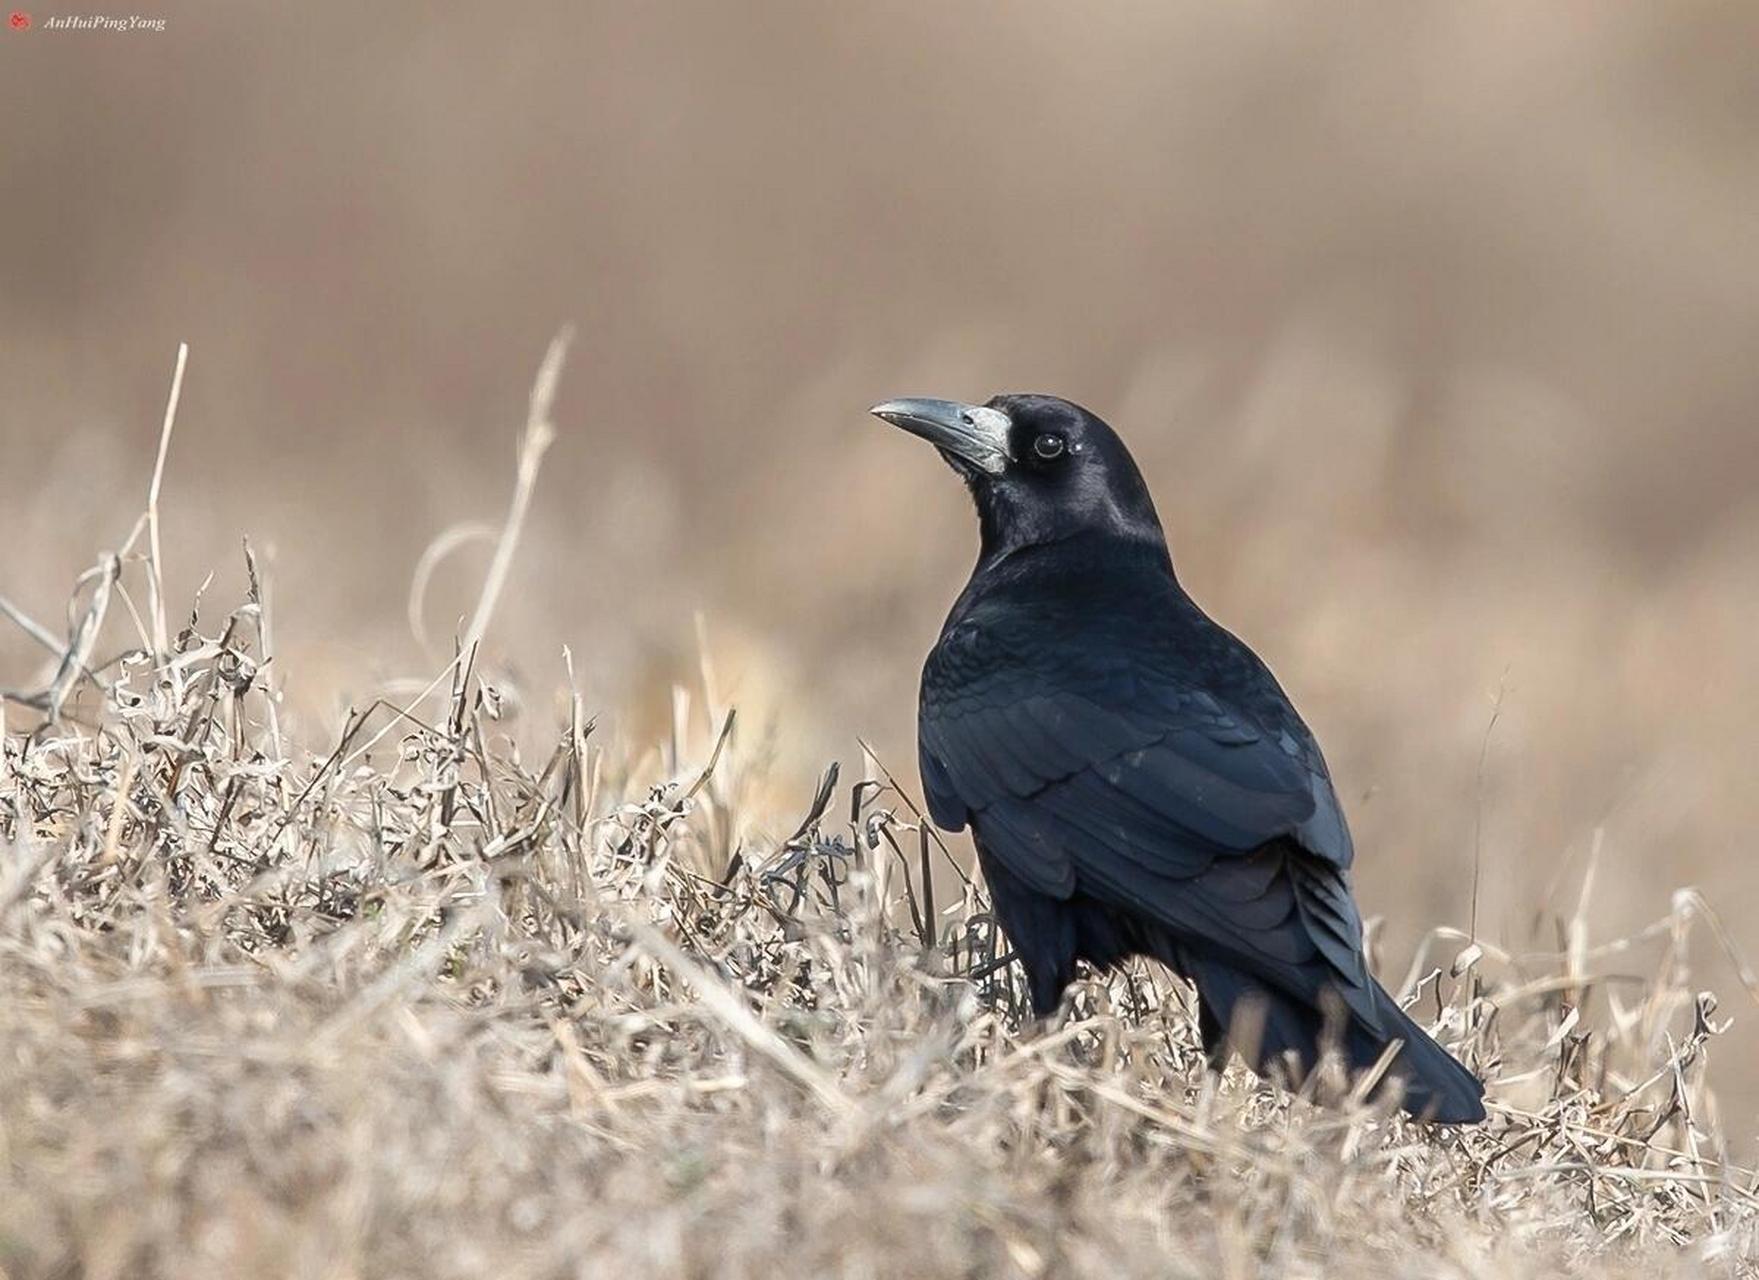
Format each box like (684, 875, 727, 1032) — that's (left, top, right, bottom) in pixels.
(1032, 433, 1066, 460)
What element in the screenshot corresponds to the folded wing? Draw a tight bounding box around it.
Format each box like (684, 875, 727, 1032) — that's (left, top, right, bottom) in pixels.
(920, 608, 1374, 1024)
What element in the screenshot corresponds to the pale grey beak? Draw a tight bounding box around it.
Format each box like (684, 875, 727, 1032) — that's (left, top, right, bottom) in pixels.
(870, 398, 1012, 475)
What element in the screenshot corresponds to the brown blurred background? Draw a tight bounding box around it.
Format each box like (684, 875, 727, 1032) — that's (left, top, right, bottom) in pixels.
(4, 3, 1757, 1124)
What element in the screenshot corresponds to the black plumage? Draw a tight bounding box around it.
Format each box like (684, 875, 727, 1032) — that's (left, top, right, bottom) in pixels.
(872, 392, 1485, 1124)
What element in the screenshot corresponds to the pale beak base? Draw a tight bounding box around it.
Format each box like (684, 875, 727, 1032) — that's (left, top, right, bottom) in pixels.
(870, 398, 1012, 475)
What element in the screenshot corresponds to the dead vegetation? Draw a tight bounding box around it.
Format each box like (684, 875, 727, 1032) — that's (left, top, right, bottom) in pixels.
(0, 349, 1755, 1279)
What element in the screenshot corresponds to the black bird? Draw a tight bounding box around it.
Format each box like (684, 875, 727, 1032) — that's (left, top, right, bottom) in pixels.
(871, 393, 1485, 1124)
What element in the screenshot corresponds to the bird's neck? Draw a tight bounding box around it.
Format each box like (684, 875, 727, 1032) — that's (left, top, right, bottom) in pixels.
(974, 490, 1172, 574)
(969, 529, 1178, 596)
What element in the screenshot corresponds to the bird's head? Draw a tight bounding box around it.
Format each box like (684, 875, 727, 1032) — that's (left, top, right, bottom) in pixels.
(869, 393, 1166, 562)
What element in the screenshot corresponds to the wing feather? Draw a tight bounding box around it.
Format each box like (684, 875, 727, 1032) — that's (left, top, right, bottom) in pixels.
(921, 605, 1372, 1015)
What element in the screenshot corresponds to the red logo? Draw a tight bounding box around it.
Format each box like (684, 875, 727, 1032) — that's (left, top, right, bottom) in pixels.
(7, 11, 28, 28)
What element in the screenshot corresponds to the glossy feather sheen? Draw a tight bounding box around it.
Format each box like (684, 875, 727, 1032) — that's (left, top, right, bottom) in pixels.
(911, 394, 1485, 1123)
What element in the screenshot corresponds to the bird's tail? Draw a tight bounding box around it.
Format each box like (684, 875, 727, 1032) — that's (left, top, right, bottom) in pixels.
(1186, 957, 1486, 1124)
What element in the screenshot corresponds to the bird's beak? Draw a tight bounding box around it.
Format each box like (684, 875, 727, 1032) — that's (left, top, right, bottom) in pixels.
(870, 398, 1012, 476)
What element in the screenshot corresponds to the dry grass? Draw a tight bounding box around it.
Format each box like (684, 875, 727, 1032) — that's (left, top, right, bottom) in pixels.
(2, 355, 1756, 1280)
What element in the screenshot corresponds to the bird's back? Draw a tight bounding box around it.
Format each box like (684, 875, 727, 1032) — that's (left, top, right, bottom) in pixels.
(922, 533, 1339, 844)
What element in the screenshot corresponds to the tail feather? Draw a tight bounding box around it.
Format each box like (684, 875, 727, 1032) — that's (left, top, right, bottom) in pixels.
(1366, 981, 1486, 1123)
(1187, 956, 1485, 1124)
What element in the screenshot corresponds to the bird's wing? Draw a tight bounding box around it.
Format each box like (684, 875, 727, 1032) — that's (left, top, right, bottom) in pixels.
(920, 603, 1369, 1003)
